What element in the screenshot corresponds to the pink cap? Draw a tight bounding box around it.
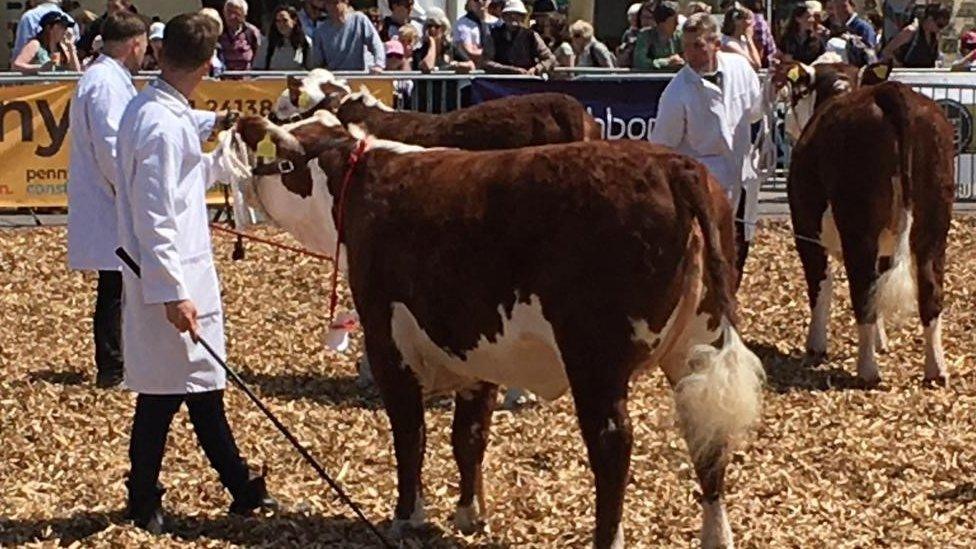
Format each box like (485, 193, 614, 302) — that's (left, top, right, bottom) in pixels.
(385, 40, 404, 57)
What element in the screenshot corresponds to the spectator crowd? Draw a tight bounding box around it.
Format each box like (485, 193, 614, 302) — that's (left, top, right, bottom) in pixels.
(8, 0, 973, 76)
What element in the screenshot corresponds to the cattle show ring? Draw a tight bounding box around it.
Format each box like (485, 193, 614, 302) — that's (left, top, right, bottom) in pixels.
(2, 65, 976, 549)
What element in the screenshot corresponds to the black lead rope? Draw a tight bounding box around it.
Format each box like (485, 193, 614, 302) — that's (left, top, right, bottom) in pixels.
(114, 247, 395, 548)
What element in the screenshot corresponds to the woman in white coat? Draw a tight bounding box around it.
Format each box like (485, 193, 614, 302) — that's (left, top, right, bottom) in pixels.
(650, 12, 763, 288)
(66, 11, 148, 388)
(113, 13, 275, 533)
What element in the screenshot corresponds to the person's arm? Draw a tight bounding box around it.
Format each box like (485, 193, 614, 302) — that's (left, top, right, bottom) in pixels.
(595, 42, 616, 68)
(649, 85, 686, 148)
(12, 40, 51, 74)
(880, 24, 915, 62)
(632, 30, 653, 70)
(86, 79, 131, 195)
(253, 39, 269, 70)
(721, 39, 756, 68)
(455, 23, 484, 61)
(419, 35, 438, 72)
(364, 15, 385, 72)
(746, 64, 763, 124)
(529, 32, 555, 74)
(62, 40, 81, 72)
(951, 49, 976, 71)
(12, 14, 35, 58)
(129, 130, 190, 305)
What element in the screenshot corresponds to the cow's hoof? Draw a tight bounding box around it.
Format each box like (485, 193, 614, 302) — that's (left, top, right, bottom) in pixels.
(855, 374, 883, 389)
(803, 350, 827, 366)
(501, 388, 536, 410)
(922, 374, 949, 389)
(355, 356, 374, 389)
(453, 502, 484, 535)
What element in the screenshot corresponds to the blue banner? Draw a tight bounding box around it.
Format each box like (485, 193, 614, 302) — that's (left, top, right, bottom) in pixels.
(470, 79, 671, 141)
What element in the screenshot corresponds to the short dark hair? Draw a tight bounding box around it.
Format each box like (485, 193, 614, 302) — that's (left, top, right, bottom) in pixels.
(101, 11, 148, 42)
(162, 13, 220, 70)
(653, 1, 679, 24)
(389, 0, 413, 6)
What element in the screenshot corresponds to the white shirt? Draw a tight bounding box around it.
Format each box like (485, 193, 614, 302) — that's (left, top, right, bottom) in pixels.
(651, 52, 763, 236)
(67, 55, 136, 271)
(115, 78, 231, 395)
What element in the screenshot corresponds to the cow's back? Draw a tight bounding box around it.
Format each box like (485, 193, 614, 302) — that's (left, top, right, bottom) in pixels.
(357, 93, 598, 149)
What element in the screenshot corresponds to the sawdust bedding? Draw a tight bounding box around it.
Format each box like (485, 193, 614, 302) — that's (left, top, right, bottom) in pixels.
(1, 218, 974, 548)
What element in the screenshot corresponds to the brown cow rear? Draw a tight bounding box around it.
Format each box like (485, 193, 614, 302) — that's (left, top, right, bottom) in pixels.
(787, 78, 954, 384)
(232, 114, 764, 548)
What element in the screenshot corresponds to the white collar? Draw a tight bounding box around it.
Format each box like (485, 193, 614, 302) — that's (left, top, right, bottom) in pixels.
(149, 77, 191, 115)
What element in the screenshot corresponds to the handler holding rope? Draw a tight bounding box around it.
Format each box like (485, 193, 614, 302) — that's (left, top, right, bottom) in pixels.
(114, 12, 275, 533)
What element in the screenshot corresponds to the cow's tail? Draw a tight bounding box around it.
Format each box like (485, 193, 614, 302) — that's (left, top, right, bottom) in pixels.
(671, 164, 765, 474)
(871, 83, 918, 320)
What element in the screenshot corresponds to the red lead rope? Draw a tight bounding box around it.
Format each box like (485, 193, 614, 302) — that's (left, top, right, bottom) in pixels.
(327, 138, 370, 328)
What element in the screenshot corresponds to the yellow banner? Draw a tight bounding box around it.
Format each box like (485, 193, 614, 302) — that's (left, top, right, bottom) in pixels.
(0, 78, 394, 208)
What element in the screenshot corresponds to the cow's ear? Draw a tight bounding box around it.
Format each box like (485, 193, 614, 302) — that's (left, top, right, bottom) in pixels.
(859, 61, 892, 86)
(236, 115, 270, 151)
(320, 80, 350, 102)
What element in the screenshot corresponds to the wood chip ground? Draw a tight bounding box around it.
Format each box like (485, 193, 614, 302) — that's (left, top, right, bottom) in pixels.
(1, 219, 974, 547)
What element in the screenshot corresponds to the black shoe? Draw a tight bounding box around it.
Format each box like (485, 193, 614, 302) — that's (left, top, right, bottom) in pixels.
(126, 482, 166, 534)
(95, 370, 124, 389)
(131, 507, 165, 534)
(229, 471, 278, 516)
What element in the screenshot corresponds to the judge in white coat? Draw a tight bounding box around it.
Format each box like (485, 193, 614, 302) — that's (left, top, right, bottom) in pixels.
(650, 12, 763, 288)
(67, 11, 148, 389)
(114, 12, 275, 533)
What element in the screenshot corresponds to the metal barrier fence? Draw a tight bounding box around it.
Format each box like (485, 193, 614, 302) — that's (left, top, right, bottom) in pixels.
(1, 69, 974, 203)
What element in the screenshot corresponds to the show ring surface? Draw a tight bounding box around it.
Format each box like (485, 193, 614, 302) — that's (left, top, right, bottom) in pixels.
(1, 219, 975, 547)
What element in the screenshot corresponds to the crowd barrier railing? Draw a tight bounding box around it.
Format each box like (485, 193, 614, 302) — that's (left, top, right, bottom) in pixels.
(0, 68, 974, 210)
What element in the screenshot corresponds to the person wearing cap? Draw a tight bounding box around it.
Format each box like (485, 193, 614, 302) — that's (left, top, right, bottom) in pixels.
(650, 13, 763, 287)
(12, 0, 75, 59)
(13, 10, 81, 73)
(484, 0, 555, 74)
(142, 21, 165, 70)
(621, 2, 643, 45)
(952, 31, 976, 71)
(65, 12, 148, 389)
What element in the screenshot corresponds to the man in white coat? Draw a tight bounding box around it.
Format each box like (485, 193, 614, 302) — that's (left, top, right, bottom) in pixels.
(650, 13, 763, 287)
(114, 12, 275, 533)
(66, 11, 148, 389)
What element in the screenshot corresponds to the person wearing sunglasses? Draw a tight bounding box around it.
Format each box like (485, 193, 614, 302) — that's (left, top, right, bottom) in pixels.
(879, 3, 951, 67)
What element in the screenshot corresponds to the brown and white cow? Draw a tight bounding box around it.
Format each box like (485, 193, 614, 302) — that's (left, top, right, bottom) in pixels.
(272, 70, 603, 145)
(227, 112, 765, 548)
(782, 61, 955, 385)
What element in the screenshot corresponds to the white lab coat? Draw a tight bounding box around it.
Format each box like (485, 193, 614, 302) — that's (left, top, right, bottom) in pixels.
(67, 55, 136, 271)
(651, 51, 763, 239)
(115, 78, 229, 395)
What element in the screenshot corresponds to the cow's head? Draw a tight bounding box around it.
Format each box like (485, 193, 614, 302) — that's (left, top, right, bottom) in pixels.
(778, 56, 893, 142)
(334, 85, 395, 126)
(778, 55, 859, 141)
(231, 111, 353, 255)
(271, 69, 352, 123)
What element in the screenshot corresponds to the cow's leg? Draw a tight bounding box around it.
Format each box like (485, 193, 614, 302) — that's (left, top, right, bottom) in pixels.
(874, 256, 892, 354)
(914, 218, 950, 385)
(367, 336, 427, 538)
(696, 448, 734, 549)
(842, 236, 883, 384)
(451, 382, 497, 534)
(565, 359, 631, 549)
(797, 238, 831, 360)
